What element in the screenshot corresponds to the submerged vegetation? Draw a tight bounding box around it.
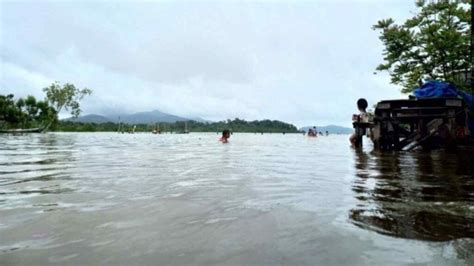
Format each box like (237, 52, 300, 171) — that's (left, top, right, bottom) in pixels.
(0, 82, 92, 131)
(56, 118, 300, 133)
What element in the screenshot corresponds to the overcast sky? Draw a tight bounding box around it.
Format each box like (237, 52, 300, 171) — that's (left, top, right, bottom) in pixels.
(1, 0, 414, 127)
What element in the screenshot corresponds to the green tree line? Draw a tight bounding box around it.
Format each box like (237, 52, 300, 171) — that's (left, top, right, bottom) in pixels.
(55, 118, 300, 133)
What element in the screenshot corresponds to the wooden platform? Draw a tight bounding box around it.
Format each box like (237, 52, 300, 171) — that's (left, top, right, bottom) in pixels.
(366, 97, 470, 151)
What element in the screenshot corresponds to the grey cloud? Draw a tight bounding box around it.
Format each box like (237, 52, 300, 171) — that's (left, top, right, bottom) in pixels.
(1, 0, 413, 127)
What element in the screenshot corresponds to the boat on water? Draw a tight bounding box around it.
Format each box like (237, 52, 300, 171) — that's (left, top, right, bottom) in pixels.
(0, 127, 44, 134)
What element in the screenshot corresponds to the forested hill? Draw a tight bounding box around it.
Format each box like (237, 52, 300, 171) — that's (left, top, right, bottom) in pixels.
(55, 118, 300, 133)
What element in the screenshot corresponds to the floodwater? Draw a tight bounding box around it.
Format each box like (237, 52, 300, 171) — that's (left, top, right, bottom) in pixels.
(0, 132, 473, 265)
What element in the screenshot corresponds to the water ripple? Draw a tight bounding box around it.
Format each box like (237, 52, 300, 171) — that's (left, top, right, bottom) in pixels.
(1, 133, 473, 264)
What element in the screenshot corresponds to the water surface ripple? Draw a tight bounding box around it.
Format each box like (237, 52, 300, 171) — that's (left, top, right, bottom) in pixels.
(0, 133, 473, 265)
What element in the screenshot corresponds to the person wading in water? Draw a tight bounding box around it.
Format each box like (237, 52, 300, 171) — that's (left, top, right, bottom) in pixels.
(220, 129, 231, 143)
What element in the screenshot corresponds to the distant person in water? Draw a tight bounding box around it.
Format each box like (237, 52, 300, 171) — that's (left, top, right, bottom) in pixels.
(308, 126, 317, 137)
(350, 98, 369, 146)
(220, 129, 231, 143)
(326, 131, 329, 136)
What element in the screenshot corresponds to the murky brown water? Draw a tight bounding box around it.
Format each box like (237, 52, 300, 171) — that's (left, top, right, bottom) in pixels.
(0, 133, 473, 265)
(351, 149, 474, 242)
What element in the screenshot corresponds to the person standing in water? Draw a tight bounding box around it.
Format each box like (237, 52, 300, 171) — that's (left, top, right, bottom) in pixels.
(350, 98, 369, 146)
(220, 129, 231, 143)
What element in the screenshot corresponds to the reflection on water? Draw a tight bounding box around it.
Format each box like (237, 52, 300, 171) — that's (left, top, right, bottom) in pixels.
(0, 133, 473, 265)
(350, 148, 474, 241)
(0, 134, 76, 201)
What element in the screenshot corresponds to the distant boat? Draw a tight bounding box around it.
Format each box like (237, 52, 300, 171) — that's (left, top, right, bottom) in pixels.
(0, 127, 44, 134)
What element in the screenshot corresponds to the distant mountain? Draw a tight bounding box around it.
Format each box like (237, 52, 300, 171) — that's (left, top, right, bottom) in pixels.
(65, 110, 208, 124)
(110, 110, 189, 124)
(300, 125, 353, 134)
(67, 114, 112, 123)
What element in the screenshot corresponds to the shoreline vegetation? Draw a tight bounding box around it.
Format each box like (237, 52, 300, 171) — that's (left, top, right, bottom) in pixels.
(55, 119, 300, 133)
(1, 88, 301, 133)
(1, 83, 92, 132)
(2, 91, 301, 133)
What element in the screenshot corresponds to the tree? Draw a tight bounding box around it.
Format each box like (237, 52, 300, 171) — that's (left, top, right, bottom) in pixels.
(373, 0, 471, 93)
(1, 82, 91, 130)
(0, 94, 56, 129)
(43, 82, 92, 118)
(0, 94, 21, 126)
(43, 82, 92, 130)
